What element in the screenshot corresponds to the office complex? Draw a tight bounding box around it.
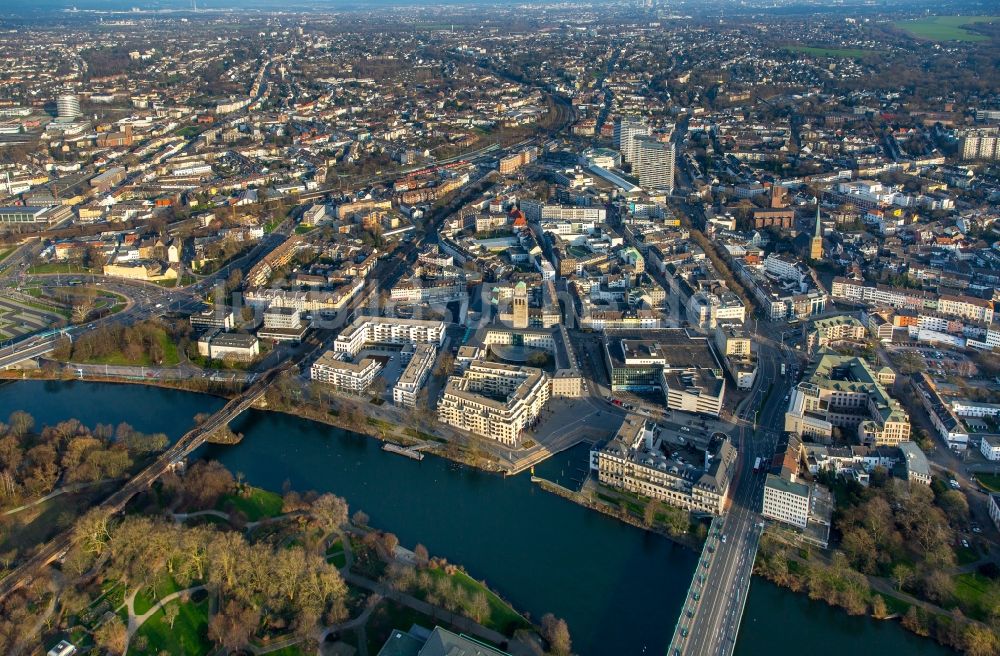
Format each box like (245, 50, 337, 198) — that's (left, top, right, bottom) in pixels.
(784, 351, 910, 446)
(591, 414, 736, 515)
(56, 93, 81, 120)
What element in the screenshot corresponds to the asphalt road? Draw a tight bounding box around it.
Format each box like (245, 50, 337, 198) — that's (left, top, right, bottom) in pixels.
(674, 329, 798, 656)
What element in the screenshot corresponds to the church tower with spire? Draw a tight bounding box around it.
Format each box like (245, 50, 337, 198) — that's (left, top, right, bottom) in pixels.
(809, 203, 823, 261)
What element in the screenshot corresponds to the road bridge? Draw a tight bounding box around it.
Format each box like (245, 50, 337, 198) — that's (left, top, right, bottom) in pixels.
(666, 338, 797, 656)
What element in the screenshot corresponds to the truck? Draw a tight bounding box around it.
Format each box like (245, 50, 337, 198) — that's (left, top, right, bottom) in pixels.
(780, 363, 786, 376)
(754, 457, 762, 472)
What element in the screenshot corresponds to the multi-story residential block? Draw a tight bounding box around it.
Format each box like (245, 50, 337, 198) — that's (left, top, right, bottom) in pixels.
(957, 127, 1000, 161)
(393, 343, 437, 408)
(686, 289, 745, 330)
(437, 360, 550, 447)
(334, 317, 446, 357)
(712, 324, 756, 390)
(310, 351, 381, 393)
(632, 135, 675, 192)
(805, 315, 867, 353)
(831, 278, 993, 324)
(614, 116, 649, 164)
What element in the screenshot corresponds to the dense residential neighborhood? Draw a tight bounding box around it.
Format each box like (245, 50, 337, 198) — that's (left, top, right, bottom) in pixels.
(0, 1, 997, 656)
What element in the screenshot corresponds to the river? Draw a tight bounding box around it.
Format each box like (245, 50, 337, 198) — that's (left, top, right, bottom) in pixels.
(0, 381, 954, 655)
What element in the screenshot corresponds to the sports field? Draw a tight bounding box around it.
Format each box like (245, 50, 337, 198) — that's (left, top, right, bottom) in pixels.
(894, 15, 999, 42)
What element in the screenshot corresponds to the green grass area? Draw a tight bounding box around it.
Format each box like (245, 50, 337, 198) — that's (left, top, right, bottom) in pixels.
(974, 473, 1000, 492)
(27, 263, 92, 275)
(263, 218, 281, 234)
(786, 46, 883, 58)
(176, 125, 202, 138)
(80, 327, 180, 367)
(217, 486, 284, 521)
(880, 593, 911, 616)
(14, 297, 70, 319)
(134, 597, 211, 655)
(894, 15, 999, 42)
(403, 427, 446, 443)
(294, 224, 316, 235)
(367, 417, 396, 432)
(955, 544, 981, 566)
(365, 600, 436, 654)
(326, 538, 346, 568)
(426, 568, 531, 635)
(0, 247, 14, 262)
(952, 572, 1000, 621)
(133, 576, 184, 616)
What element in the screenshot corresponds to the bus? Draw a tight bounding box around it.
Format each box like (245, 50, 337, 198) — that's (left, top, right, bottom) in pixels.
(753, 457, 762, 472)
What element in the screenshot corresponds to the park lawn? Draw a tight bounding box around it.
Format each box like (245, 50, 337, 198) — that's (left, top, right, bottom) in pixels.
(134, 597, 211, 655)
(294, 224, 315, 235)
(894, 16, 999, 42)
(27, 263, 92, 275)
(326, 539, 347, 568)
(955, 543, 981, 566)
(132, 575, 184, 616)
(217, 486, 284, 521)
(974, 473, 1000, 492)
(952, 572, 1000, 621)
(80, 327, 180, 367)
(786, 46, 882, 58)
(0, 247, 14, 262)
(404, 427, 446, 443)
(426, 568, 531, 636)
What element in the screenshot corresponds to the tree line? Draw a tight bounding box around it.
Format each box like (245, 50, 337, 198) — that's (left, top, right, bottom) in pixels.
(0, 411, 166, 509)
(52, 320, 175, 365)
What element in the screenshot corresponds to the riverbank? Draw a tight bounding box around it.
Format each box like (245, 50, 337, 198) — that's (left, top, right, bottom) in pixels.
(531, 475, 706, 553)
(0, 380, 959, 655)
(754, 530, 997, 654)
(0, 368, 509, 474)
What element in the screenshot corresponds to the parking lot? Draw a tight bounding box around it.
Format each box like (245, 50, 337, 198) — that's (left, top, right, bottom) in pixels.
(888, 345, 977, 379)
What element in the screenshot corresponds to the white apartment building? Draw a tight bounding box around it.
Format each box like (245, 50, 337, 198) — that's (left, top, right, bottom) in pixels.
(393, 343, 437, 408)
(437, 360, 550, 447)
(335, 317, 446, 357)
(632, 135, 675, 192)
(763, 474, 811, 529)
(982, 435, 1000, 462)
(614, 116, 649, 164)
(310, 351, 381, 393)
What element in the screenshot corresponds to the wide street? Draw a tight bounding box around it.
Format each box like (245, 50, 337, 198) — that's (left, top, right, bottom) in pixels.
(674, 325, 799, 656)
